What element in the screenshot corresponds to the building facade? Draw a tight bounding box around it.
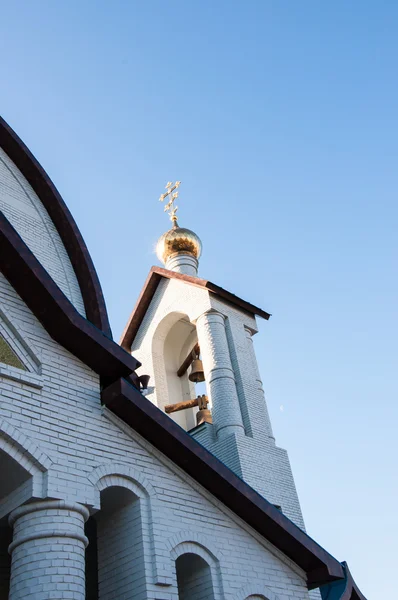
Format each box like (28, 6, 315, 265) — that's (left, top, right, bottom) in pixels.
(0, 117, 366, 600)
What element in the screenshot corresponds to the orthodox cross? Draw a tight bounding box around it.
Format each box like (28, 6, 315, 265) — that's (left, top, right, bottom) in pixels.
(159, 181, 181, 224)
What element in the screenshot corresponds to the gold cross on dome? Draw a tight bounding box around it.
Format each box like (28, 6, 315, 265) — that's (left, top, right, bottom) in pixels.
(159, 181, 181, 224)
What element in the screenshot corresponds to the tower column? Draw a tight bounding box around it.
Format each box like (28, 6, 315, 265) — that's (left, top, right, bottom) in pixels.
(8, 500, 89, 600)
(165, 252, 198, 276)
(244, 326, 274, 440)
(196, 309, 244, 438)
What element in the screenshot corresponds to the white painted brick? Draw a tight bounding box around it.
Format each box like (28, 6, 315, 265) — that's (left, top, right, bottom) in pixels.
(0, 184, 313, 598)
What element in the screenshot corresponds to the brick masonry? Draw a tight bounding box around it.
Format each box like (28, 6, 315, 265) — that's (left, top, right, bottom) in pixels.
(0, 151, 314, 599)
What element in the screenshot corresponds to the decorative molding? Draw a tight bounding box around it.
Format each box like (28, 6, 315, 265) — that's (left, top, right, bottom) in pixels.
(120, 266, 271, 351)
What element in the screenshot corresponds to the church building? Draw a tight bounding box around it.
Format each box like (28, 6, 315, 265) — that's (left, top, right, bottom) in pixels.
(0, 116, 366, 600)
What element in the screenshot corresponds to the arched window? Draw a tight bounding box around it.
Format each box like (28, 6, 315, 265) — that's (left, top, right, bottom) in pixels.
(151, 312, 207, 431)
(176, 552, 215, 600)
(85, 486, 145, 600)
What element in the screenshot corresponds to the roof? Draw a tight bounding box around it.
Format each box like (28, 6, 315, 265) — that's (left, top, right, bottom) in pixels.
(0, 120, 367, 597)
(0, 210, 139, 380)
(0, 206, 349, 590)
(0, 116, 112, 338)
(319, 562, 368, 600)
(120, 266, 271, 351)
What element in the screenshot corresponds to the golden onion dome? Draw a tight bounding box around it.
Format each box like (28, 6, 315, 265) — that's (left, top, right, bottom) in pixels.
(156, 224, 202, 265)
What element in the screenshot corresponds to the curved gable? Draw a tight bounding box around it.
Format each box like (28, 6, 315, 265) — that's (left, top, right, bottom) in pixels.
(0, 117, 111, 337)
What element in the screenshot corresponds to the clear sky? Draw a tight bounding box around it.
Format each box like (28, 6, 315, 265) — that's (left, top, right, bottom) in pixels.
(1, 2, 397, 597)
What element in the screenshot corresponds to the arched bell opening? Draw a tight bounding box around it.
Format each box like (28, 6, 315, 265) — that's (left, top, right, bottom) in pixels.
(85, 486, 146, 600)
(0, 448, 34, 599)
(164, 316, 197, 428)
(176, 552, 216, 600)
(151, 311, 212, 431)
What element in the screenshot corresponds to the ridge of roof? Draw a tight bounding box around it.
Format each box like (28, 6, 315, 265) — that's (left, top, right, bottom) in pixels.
(0, 116, 112, 337)
(120, 266, 271, 351)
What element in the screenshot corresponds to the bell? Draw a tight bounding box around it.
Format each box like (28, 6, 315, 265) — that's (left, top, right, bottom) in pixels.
(189, 359, 205, 383)
(196, 409, 212, 426)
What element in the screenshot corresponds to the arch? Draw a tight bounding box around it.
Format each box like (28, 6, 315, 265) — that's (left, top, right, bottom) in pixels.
(151, 311, 199, 428)
(0, 417, 52, 473)
(88, 464, 171, 586)
(233, 582, 281, 600)
(0, 419, 52, 518)
(88, 462, 157, 507)
(0, 116, 111, 336)
(167, 534, 224, 600)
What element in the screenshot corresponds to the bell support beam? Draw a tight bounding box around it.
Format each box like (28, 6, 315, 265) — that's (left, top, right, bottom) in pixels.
(165, 395, 208, 414)
(177, 342, 200, 377)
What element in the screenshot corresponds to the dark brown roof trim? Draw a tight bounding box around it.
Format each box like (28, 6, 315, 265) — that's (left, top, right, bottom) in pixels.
(102, 376, 344, 589)
(0, 116, 112, 337)
(120, 266, 271, 351)
(0, 209, 366, 597)
(319, 562, 367, 600)
(0, 212, 139, 379)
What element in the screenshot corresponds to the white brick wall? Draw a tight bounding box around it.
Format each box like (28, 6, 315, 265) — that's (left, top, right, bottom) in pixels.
(0, 148, 85, 315)
(8, 500, 89, 600)
(0, 271, 312, 599)
(129, 274, 306, 528)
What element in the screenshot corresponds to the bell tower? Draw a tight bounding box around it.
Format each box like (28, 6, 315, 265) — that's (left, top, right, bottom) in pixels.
(121, 182, 306, 530)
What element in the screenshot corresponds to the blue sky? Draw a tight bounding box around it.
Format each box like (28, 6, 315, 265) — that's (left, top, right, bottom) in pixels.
(1, 2, 397, 597)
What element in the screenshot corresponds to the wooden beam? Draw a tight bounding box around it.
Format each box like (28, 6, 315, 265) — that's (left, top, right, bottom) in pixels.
(165, 398, 199, 414)
(165, 395, 209, 414)
(177, 342, 200, 377)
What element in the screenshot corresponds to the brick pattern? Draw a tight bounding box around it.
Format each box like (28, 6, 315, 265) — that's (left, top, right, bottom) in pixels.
(0, 147, 85, 315)
(130, 272, 306, 528)
(0, 271, 311, 599)
(196, 310, 245, 438)
(96, 489, 146, 600)
(0, 140, 316, 599)
(8, 500, 89, 600)
(176, 554, 215, 600)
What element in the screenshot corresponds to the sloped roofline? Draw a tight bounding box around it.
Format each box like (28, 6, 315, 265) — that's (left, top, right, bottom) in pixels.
(0, 211, 139, 379)
(120, 266, 271, 351)
(319, 562, 368, 600)
(0, 116, 112, 338)
(0, 210, 349, 590)
(0, 126, 366, 595)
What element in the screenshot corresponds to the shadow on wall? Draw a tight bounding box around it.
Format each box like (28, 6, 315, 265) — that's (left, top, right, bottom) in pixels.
(176, 553, 215, 600)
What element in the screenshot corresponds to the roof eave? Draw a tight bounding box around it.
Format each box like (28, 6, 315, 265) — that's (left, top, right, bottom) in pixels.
(0, 116, 112, 337)
(102, 376, 345, 588)
(120, 265, 271, 351)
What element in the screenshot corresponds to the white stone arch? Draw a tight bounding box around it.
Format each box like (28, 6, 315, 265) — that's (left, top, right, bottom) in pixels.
(88, 463, 171, 586)
(0, 418, 52, 518)
(151, 310, 199, 425)
(167, 532, 225, 600)
(233, 581, 281, 600)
